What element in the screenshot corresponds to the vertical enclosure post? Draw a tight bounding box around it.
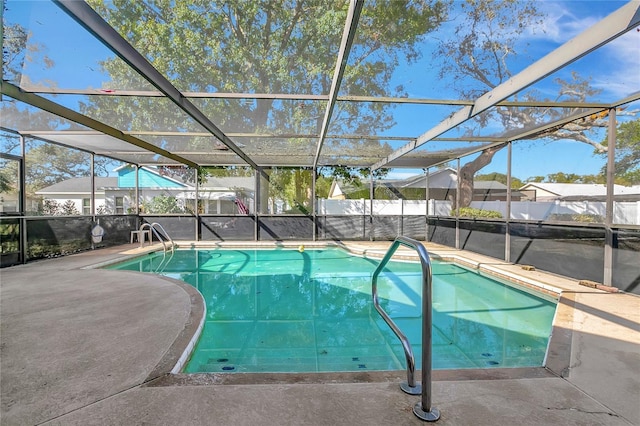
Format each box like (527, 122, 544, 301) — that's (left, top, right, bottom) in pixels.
(455, 158, 460, 250)
(425, 168, 429, 240)
(604, 108, 616, 286)
(505, 142, 512, 263)
(370, 170, 374, 241)
(312, 167, 317, 241)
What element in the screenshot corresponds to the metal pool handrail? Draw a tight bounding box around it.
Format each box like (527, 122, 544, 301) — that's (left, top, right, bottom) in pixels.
(140, 222, 176, 253)
(371, 236, 440, 422)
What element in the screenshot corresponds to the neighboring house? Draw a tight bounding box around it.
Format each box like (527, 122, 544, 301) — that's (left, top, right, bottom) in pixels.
(177, 175, 255, 214)
(328, 168, 519, 201)
(110, 164, 189, 213)
(327, 180, 346, 200)
(519, 183, 640, 201)
(35, 176, 117, 214)
(35, 166, 255, 215)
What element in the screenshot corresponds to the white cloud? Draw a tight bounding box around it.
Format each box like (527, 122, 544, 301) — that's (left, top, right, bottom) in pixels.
(526, 2, 603, 44)
(597, 30, 640, 99)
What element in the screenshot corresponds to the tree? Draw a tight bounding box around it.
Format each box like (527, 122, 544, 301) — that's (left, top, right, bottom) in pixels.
(475, 172, 524, 189)
(527, 176, 545, 183)
(41, 199, 60, 216)
(600, 118, 640, 185)
(60, 200, 80, 215)
(544, 172, 604, 184)
(0, 173, 11, 193)
(434, 0, 625, 209)
(2, 7, 54, 84)
(22, 141, 110, 193)
(144, 195, 183, 214)
(82, 0, 447, 210)
(2, 17, 111, 196)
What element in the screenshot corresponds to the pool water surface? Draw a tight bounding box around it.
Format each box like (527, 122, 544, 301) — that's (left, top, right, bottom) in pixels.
(108, 247, 557, 373)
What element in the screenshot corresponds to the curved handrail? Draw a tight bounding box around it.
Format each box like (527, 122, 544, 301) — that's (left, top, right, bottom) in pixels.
(371, 236, 440, 421)
(140, 222, 175, 253)
(154, 248, 175, 273)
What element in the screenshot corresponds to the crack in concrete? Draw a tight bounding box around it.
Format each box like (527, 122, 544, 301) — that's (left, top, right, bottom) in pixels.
(546, 406, 619, 417)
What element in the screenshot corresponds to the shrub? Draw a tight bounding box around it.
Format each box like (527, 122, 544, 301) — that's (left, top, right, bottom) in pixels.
(42, 199, 60, 216)
(451, 207, 503, 218)
(547, 213, 603, 223)
(61, 200, 80, 215)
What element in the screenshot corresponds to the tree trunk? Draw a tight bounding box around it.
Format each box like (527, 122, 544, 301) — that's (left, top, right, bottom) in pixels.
(453, 143, 507, 211)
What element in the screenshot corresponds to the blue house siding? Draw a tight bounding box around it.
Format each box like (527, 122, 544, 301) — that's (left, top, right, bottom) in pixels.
(117, 167, 188, 189)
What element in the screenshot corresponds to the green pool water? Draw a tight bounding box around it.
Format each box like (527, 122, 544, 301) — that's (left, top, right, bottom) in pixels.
(108, 247, 557, 373)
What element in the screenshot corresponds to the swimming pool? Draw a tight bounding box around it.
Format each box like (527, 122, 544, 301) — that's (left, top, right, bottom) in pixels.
(108, 247, 557, 373)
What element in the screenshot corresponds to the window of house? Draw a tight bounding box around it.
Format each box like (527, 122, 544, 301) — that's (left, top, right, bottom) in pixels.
(115, 196, 124, 214)
(82, 198, 91, 215)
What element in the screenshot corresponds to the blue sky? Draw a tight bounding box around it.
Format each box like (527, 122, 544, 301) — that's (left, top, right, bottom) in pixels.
(4, 0, 639, 182)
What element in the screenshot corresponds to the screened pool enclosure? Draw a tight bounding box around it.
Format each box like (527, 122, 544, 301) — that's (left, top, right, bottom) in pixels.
(1, 0, 639, 293)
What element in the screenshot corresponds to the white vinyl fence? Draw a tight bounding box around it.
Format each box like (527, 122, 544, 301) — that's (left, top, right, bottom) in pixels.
(317, 199, 640, 225)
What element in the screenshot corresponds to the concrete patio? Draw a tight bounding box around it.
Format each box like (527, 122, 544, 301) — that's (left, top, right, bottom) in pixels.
(1, 242, 638, 425)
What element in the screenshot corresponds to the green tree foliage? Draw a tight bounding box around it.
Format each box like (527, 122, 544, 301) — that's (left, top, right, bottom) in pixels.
(2, 17, 111, 195)
(527, 176, 545, 183)
(20, 141, 110, 193)
(41, 199, 60, 216)
(82, 0, 446, 195)
(60, 200, 80, 215)
(524, 172, 607, 184)
(80, 0, 447, 210)
(144, 195, 183, 214)
(0, 173, 11, 193)
(85, 0, 445, 133)
(600, 118, 640, 185)
(544, 172, 604, 184)
(475, 172, 524, 189)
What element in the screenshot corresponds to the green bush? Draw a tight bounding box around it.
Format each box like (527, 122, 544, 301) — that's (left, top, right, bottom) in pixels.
(451, 207, 503, 218)
(547, 213, 603, 223)
(144, 195, 184, 214)
(27, 239, 89, 259)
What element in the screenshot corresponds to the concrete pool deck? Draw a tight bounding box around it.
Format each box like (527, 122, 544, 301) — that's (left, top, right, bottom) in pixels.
(1, 241, 638, 425)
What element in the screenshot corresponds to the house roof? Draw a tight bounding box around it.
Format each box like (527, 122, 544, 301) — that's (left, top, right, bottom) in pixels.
(35, 174, 256, 195)
(201, 176, 255, 191)
(330, 168, 508, 196)
(519, 183, 638, 197)
(35, 177, 117, 194)
(394, 168, 507, 190)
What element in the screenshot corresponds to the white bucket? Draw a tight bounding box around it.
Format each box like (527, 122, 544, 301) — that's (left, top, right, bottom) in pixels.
(91, 224, 105, 243)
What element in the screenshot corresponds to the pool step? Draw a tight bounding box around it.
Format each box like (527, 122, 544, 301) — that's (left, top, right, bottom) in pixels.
(195, 353, 404, 373)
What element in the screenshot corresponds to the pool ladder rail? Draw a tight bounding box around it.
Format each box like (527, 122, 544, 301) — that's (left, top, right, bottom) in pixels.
(139, 222, 176, 253)
(372, 236, 440, 422)
(139, 222, 176, 273)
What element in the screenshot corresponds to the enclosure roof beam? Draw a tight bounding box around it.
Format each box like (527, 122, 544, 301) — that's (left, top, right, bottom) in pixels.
(54, 0, 259, 170)
(312, 0, 364, 168)
(611, 91, 640, 109)
(413, 108, 618, 172)
(371, 0, 640, 171)
(22, 86, 618, 109)
(0, 81, 197, 168)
